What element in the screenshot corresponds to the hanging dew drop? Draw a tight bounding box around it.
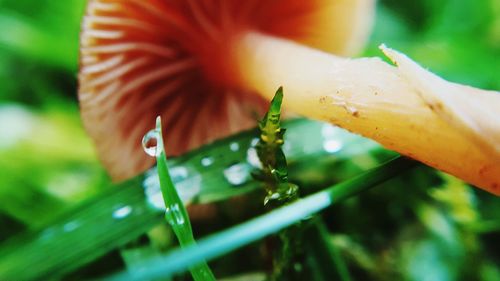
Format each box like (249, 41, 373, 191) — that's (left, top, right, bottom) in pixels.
(142, 129, 161, 157)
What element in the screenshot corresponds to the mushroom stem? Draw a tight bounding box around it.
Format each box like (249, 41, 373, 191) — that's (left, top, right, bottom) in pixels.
(233, 31, 500, 195)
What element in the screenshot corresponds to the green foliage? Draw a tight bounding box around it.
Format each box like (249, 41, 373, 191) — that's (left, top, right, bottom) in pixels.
(370, 0, 500, 89)
(255, 88, 303, 280)
(255, 87, 298, 205)
(107, 157, 415, 281)
(150, 116, 216, 281)
(0, 117, 393, 280)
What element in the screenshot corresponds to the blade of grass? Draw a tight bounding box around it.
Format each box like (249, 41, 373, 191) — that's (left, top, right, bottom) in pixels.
(150, 116, 215, 281)
(106, 156, 417, 281)
(0, 177, 161, 281)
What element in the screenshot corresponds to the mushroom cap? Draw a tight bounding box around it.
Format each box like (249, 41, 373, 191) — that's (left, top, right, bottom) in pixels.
(78, 0, 375, 181)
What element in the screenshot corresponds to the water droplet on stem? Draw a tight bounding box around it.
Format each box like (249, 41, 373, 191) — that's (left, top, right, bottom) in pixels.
(142, 129, 162, 157)
(165, 203, 185, 225)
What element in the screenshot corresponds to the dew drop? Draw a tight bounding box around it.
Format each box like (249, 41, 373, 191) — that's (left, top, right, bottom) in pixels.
(250, 137, 259, 146)
(143, 166, 200, 209)
(39, 227, 56, 240)
(201, 156, 214, 167)
(63, 221, 80, 232)
(142, 129, 161, 157)
(229, 142, 240, 152)
(166, 203, 185, 225)
(246, 148, 262, 168)
(170, 166, 189, 182)
(143, 167, 164, 210)
(264, 192, 281, 205)
(113, 205, 133, 219)
(323, 139, 343, 153)
(223, 163, 250, 186)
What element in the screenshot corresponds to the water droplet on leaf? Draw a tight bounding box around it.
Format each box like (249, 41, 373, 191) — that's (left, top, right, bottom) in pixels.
(201, 156, 214, 167)
(229, 142, 240, 151)
(223, 163, 250, 186)
(170, 166, 189, 182)
(63, 221, 80, 232)
(113, 205, 133, 219)
(39, 227, 56, 240)
(250, 137, 259, 146)
(143, 166, 200, 209)
(246, 147, 262, 168)
(323, 139, 343, 153)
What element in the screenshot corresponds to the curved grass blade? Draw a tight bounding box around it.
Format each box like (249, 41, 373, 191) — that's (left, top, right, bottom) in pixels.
(151, 116, 216, 281)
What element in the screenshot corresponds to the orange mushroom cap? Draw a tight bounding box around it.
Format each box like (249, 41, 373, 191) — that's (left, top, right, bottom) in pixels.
(78, 0, 375, 181)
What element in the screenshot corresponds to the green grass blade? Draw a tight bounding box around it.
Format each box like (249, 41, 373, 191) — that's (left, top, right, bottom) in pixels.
(106, 157, 417, 281)
(0, 177, 161, 281)
(151, 116, 215, 281)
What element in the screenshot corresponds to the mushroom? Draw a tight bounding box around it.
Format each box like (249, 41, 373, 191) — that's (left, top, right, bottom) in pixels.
(78, 0, 375, 179)
(78, 0, 500, 195)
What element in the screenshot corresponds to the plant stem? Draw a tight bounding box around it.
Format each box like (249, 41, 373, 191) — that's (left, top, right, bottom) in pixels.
(154, 117, 216, 281)
(255, 88, 303, 280)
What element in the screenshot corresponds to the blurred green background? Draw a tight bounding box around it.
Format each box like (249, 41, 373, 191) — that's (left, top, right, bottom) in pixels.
(0, 0, 499, 280)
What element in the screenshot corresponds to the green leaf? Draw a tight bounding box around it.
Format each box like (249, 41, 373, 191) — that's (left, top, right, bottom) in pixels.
(152, 116, 215, 281)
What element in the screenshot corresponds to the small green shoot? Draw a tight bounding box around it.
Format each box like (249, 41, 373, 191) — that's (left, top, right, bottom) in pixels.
(145, 116, 215, 281)
(254, 87, 298, 206)
(254, 87, 303, 280)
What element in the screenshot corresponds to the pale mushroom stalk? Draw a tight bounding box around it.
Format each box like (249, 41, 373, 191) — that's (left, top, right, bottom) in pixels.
(230, 32, 500, 195)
